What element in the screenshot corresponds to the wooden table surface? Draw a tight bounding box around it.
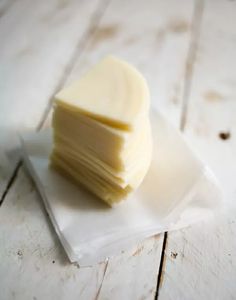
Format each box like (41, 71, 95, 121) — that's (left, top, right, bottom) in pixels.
(0, 0, 235, 299)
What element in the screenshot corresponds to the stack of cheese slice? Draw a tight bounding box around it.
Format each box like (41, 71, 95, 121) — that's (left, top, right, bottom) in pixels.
(51, 56, 152, 205)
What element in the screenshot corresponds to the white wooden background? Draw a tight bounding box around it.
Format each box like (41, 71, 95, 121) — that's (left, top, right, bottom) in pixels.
(0, 0, 235, 299)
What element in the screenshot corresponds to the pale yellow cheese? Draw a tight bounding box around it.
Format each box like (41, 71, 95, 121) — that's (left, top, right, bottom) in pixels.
(52, 105, 151, 172)
(55, 56, 150, 130)
(52, 118, 152, 189)
(51, 56, 152, 205)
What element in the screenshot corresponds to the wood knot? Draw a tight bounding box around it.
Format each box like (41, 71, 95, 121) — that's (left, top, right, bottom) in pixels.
(171, 252, 178, 259)
(219, 131, 230, 140)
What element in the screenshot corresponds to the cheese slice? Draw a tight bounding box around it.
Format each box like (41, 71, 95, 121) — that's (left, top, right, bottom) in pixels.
(55, 56, 150, 130)
(52, 118, 152, 189)
(51, 56, 152, 205)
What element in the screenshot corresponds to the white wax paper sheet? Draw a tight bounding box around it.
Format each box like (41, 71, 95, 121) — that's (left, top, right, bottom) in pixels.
(21, 110, 222, 266)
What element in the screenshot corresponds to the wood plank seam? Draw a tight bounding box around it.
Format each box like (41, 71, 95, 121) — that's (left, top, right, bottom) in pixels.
(95, 259, 109, 300)
(37, 0, 111, 131)
(155, 232, 168, 300)
(180, 0, 204, 131)
(0, 160, 21, 207)
(156, 0, 204, 298)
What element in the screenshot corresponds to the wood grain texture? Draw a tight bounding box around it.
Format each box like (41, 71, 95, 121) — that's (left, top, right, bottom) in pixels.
(97, 235, 163, 300)
(0, 0, 104, 195)
(0, 168, 108, 300)
(159, 0, 236, 299)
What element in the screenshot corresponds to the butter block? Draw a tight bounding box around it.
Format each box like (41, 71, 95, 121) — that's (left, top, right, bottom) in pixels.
(51, 56, 152, 205)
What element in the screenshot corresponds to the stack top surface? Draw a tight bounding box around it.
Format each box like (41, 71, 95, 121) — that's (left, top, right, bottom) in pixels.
(55, 56, 150, 131)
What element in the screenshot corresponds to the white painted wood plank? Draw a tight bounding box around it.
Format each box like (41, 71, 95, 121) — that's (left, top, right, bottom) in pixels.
(97, 235, 163, 300)
(0, 168, 108, 300)
(0, 0, 103, 194)
(159, 0, 236, 299)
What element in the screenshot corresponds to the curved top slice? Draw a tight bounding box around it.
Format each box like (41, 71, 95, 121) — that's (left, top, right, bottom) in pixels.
(55, 56, 150, 130)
